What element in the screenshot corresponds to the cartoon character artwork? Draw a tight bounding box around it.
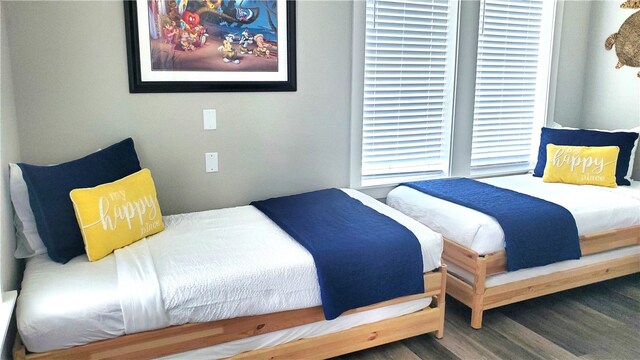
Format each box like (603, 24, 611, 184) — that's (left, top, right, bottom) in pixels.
(239, 29, 253, 54)
(162, 19, 179, 44)
(192, 25, 209, 48)
(205, 0, 223, 12)
(253, 34, 272, 59)
(180, 11, 199, 33)
(605, 1, 640, 77)
(175, 31, 196, 51)
(146, 0, 281, 72)
(217, 34, 240, 64)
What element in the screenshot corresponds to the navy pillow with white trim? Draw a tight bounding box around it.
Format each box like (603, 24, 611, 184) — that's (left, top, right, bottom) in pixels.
(533, 127, 639, 186)
(19, 138, 141, 263)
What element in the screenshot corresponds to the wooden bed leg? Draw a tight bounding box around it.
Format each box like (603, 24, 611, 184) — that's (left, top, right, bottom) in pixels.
(13, 334, 26, 360)
(435, 264, 447, 338)
(470, 256, 487, 329)
(470, 294, 484, 329)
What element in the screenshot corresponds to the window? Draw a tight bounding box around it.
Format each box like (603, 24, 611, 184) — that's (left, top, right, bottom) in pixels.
(470, 0, 555, 175)
(360, 0, 459, 186)
(353, 0, 556, 187)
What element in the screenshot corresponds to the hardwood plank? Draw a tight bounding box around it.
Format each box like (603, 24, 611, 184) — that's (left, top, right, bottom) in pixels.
(501, 294, 638, 357)
(579, 346, 640, 360)
(548, 298, 640, 356)
(484, 312, 579, 360)
(601, 273, 640, 300)
(401, 334, 459, 360)
(441, 300, 545, 360)
(435, 319, 500, 360)
(335, 341, 422, 360)
(564, 281, 640, 332)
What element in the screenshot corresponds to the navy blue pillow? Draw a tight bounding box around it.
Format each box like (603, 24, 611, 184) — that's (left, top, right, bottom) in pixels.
(19, 138, 141, 263)
(533, 127, 639, 186)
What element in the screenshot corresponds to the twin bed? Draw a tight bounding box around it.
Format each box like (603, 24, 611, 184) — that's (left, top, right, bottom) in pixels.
(388, 175, 640, 328)
(385, 125, 640, 328)
(14, 189, 447, 359)
(12, 127, 640, 358)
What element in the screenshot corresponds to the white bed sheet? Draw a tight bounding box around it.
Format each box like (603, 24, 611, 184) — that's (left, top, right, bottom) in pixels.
(387, 175, 640, 255)
(17, 189, 442, 353)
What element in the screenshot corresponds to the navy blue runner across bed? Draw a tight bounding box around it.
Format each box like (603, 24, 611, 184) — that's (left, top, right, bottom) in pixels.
(251, 188, 424, 320)
(402, 178, 581, 271)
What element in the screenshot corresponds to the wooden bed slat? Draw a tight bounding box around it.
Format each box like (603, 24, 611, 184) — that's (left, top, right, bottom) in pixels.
(15, 266, 447, 360)
(482, 254, 640, 310)
(442, 224, 640, 329)
(231, 307, 441, 360)
(580, 226, 640, 255)
(482, 225, 640, 276)
(442, 239, 480, 274)
(446, 274, 475, 307)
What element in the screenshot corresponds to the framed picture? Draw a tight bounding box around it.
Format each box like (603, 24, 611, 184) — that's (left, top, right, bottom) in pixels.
(124, 0, 296, 93)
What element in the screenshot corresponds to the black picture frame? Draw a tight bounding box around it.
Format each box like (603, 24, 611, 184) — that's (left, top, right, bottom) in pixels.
(124, 0, 296, 93)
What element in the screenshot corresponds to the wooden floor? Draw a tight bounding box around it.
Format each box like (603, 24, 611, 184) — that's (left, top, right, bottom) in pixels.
(334, 274, 639, 360)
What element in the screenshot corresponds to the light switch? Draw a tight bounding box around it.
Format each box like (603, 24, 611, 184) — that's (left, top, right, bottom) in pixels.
(205, 152, 218, 172)
(203, 109, 217, 130)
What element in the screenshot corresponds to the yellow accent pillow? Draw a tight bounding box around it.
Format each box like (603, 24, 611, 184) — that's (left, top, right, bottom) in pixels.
(542, 144, 619, 188)
(70, 169, 164, 261)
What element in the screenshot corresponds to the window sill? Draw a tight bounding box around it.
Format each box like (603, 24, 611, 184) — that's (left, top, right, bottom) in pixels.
(0, 290, 17, 355)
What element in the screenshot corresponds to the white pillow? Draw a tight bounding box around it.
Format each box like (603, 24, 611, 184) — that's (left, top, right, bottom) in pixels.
(550, 122, 640, 183)
(9, 163, 47, 258)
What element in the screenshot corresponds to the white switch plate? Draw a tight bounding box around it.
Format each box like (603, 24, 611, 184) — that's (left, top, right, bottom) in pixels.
(203, 109, 217, 130)
(205, 152, 218, 172)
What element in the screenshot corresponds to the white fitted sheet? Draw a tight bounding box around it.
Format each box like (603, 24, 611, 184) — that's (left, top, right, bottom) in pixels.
(17, 189, 442, 353)
(387, 175, 640, 255)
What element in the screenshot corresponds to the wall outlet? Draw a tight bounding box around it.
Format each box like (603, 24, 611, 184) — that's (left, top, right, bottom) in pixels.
(203, 109, 217, 130)
(205, 152, 218, 172)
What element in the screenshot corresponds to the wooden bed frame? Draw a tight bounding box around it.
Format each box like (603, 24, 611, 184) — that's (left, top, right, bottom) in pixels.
(443, 225, 640, 329)
(13, 265, 447, 360)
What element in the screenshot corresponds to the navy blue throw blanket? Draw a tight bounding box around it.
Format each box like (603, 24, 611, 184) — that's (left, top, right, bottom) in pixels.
(402, 179, 581, 271)
(251, 188, 424, 320)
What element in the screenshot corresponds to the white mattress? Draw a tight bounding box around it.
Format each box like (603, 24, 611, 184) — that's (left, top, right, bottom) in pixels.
(17, 189, 442, 353)
(387, 174, 640, 255)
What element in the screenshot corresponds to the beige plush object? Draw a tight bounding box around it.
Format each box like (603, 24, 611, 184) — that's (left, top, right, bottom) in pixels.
(605, 8, 640, 78)
(620, 0, 640, 9)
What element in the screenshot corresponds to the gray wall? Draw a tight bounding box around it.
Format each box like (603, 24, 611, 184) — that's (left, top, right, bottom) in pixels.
(580, 0, 640, 130)
(1, 2, 22, 357)
(551, 0, 592, 128)
(5, 0, 353, 215)
(1, 1, 21, 295)
(552, 0, 639, 130)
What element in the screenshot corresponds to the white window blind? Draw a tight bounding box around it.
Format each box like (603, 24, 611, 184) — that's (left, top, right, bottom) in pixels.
(470, 0, 555, 175)
(361, 0, 458, 186)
